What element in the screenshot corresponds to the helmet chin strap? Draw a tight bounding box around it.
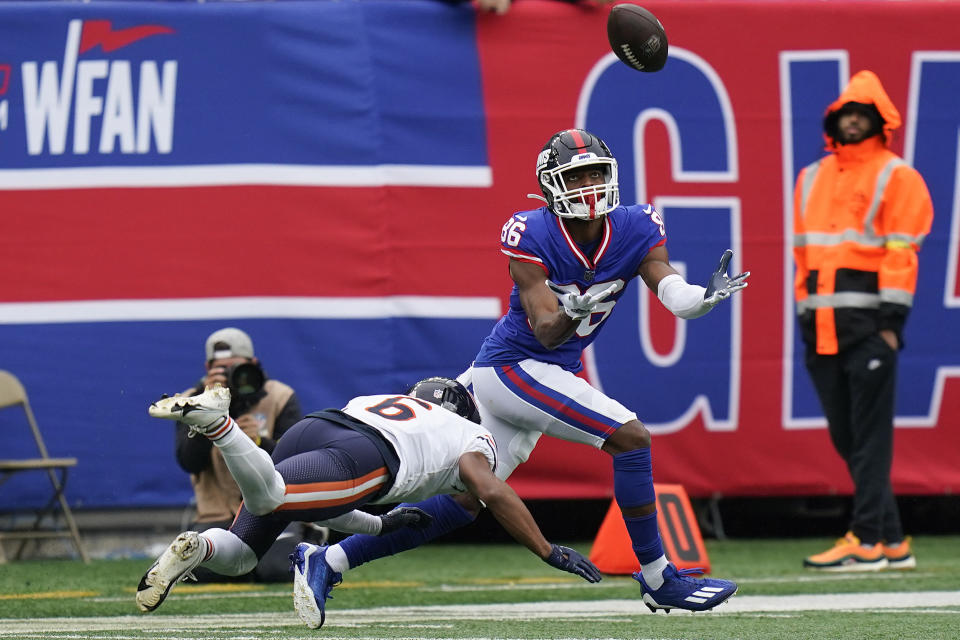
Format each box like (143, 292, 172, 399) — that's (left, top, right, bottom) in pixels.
(527, 193, 548, 203)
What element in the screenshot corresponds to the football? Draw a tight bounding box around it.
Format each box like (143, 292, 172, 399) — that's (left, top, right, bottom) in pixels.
(607, 4, 668, 73)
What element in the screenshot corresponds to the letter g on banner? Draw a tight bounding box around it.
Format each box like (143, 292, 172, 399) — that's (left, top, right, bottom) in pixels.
(574, 49, 741, 435)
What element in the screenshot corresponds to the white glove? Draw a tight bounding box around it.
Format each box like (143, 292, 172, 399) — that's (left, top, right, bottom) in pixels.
(703, 249, 750, 307)
(546, 280, 618, 320)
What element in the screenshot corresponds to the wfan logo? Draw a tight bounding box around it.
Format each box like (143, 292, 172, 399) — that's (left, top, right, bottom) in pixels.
(22, 19, 176, 156)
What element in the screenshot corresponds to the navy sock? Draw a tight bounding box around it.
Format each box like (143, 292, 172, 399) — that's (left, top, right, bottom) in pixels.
(624, 511, 664, 563)
(613, 449, 663, 563)
(612, 449, 656, 506)
(339, 494, 476, 569)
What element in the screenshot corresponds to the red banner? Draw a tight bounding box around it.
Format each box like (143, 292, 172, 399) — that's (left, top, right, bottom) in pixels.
(472, 1, 960, 498)
(1, 1, 958, 507)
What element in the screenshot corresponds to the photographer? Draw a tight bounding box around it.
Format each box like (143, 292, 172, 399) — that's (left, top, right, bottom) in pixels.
(174, 327, 306, 582)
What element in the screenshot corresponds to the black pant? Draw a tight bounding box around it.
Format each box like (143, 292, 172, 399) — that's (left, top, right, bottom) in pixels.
(805, 334, 904, 545)
(229, 416, 395, 560)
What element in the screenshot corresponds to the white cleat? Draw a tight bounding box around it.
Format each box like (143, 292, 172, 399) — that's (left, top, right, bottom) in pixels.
(136, 531, 208, 612)
(149, 385, 231, 436)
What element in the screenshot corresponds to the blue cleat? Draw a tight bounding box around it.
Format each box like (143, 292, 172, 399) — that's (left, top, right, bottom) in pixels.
(632, 563, 737, 613)
(290, 542, 342, 629)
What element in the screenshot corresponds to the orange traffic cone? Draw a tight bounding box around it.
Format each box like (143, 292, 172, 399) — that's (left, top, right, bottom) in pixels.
(588, 484, 711, 575)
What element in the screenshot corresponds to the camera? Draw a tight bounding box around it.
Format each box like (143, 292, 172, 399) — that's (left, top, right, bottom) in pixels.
(224, 362, 265, 397)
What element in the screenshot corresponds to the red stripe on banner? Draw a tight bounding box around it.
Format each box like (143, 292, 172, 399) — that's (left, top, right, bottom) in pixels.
(501, 365, 617, 436)
(1, 185, 507, 302)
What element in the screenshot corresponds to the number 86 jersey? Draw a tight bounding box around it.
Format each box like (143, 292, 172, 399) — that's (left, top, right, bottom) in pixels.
(474, 204, 666, 374)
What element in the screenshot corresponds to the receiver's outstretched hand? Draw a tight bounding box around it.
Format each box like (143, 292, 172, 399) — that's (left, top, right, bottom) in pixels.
(703, 249, 750, 306)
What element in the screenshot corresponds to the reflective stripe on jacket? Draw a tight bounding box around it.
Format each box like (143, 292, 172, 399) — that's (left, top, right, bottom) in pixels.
(793, 71, 933, 355)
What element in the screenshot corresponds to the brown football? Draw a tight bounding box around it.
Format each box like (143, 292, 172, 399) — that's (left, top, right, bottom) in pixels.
(607, 4, 668, 73)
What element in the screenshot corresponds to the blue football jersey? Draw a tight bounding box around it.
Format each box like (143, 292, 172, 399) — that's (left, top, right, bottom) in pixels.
(474, 204, 667, 372)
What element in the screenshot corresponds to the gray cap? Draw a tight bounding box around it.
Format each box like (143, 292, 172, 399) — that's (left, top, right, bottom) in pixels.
(205, 327, 255, 361)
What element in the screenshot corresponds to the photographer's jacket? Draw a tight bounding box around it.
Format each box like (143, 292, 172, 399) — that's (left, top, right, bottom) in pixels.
(175, 379, 300, 523)
(793, 71, 934, 355)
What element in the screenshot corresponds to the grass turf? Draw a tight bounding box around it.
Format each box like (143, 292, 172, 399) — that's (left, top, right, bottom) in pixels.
(1, 535, 958, 639)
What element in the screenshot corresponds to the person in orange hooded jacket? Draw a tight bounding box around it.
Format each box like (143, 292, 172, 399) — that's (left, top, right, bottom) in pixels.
(794, 71, 933, 572)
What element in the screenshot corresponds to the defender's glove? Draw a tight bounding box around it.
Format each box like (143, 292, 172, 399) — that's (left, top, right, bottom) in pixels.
(544, 544, 603, 583)
(546, 280, 618, 320)
(378, 506, 434, 535)
(703, 249, 750, 307)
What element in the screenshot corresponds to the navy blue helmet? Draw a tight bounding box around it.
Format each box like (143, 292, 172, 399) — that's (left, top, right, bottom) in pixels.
(406, 377, 481, 425)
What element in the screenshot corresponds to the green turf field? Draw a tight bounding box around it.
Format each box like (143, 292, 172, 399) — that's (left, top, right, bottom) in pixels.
(2, 536, 958, 639)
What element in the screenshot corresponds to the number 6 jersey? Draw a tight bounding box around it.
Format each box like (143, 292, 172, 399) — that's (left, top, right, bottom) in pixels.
(475, 204, 666, 373)
(341, 394, 497, 504)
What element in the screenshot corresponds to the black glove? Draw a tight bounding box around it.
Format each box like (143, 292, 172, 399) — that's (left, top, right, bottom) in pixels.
(544, 544, 602, 583)
(378, 506, 434, 535)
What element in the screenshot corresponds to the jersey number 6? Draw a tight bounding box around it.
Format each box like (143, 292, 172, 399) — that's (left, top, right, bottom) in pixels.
(366, 396, 434, 421)
(550, 280, 625, 337)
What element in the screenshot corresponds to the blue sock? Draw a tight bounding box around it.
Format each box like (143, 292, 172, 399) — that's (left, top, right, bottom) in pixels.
(339, 494, 476, 569)
(613, 449, 663, 563)
(624, 511, 664, 563)
(612, 448, 656, 506)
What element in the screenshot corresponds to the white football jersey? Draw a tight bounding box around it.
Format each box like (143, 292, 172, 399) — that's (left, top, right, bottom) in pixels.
(341, 394, 497, 504)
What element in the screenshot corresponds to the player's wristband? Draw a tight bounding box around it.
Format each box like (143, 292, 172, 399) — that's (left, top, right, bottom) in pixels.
(657, 274, 710, 319)
(316, 510, 383, 535)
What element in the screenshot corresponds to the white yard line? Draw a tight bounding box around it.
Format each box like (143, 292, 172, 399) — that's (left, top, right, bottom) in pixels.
(87, 571, 934, 603)
(3, 592, 960, 635)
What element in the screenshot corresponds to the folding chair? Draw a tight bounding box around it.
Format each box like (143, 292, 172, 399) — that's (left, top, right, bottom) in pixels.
(0, 370, 90, 563)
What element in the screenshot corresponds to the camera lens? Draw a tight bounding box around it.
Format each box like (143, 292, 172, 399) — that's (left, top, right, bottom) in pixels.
(226, 362, 265, 396)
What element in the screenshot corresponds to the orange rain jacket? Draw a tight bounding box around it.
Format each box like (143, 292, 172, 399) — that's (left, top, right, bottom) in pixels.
(793, 70, 934, 355)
